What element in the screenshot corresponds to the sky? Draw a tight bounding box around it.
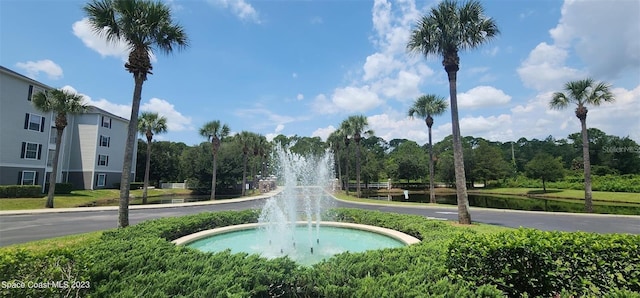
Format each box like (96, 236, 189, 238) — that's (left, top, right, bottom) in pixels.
(1, 0, 639, 147)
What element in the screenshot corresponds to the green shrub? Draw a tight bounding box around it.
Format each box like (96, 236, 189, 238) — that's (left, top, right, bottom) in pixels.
(447, 228, 640, 297)
(0, 185, 42, 198)
(43, 183, 73, 194)
(111, 182, 145, 190)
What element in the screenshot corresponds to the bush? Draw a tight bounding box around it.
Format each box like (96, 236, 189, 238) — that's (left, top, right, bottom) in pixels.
(0, 185, 41, 198)
(447, 228, 640, 297)
(43, 183, 73, 195)
(111, 182, 145, 190)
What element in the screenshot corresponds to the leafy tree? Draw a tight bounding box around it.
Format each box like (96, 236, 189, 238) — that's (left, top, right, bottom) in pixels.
(135, 140, 186, 185)
(550, 78, 614, 212)
(341, 115, 374, 197)
(408, 94, 448, 203)
(137, 112, 167, 204)
(327, 130, 346, 189)
(199, 120, 230, 199)
(408, 0, 499, 224)
(606, 137, 640, 174)
(84, 0, 188, 227)
(472, 140, 511, 186)
(387, 141, 428, 183)
(525, 153, 565, 193)
(32, 89, 87, 208)
(236, 131, 256, 196)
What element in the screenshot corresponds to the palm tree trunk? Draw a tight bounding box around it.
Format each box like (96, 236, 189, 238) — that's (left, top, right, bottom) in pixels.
(142, 139, 151, 204)
(45, 127, 65, 208)
(428, 125, 436, 204)
(211, 153, 217, 200)
(356, 142, 361, 198)
(447, 69, 471, 224)
(119, 75, 144, 228)
(242, 153, 248, 196)
(344, 145, 350, 195)
(581, 118, 593, 212)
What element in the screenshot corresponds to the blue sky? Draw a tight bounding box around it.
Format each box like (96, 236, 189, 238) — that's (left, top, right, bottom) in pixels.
(2, 0, 639, 146)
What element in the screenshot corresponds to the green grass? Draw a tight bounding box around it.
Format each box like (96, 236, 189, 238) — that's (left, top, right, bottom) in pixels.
(470, 187, 640, 204)
(0, 188, 193, 210)
(0, 231, 104, 254)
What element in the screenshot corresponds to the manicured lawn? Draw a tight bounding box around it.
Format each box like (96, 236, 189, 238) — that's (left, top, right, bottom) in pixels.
(0, 188, 193, 210)
(0, 231, 104, 254)
(469, 187, 640, 204)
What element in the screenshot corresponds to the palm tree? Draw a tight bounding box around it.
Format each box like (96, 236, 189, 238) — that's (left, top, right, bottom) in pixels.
(550, 78, 614, 212)
(236, 131, 255, 196)
(339, 121, 352, 195)
(32, 89, 87, 208)
(137, 112, 167, 204)
(341, 115, 373, 198)
(408, 94, 448, 204)
(327, 129, 345, 191)
(84, 0, 188, 227)
(407, 0, 499, 224)
(199, 120, 230, 200)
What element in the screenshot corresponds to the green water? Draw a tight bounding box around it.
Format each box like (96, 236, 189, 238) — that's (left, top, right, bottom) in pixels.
(187, 226, 405, 266)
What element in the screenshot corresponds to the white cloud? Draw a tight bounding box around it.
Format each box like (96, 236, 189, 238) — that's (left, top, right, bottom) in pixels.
(311, 125, 336, 141)
(208, 0, 260, 24)
(15, 60, 63, 80)
(296, 93, 304, 100)
(363, 52, 400, 81)
(549, 0, 640, 79)
(331, 86, 383, 113)
(72, 18, 130, 61)
(368, 112, 436, 146)
(292, 72, 298, 78)
(61, 85, 132, 119)
(141, 98, 193, 132)
(458, 86, 511, 109)
(310, 16, 323, 24)
(517, 42, 584, 92)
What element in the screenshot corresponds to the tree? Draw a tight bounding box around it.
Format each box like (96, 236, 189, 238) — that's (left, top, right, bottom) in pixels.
(32, 89, 87, 208)
(199, 120, 230, 200)
(472, 140, 510, 186)
(327, 130, 345, 190)
(84, 0, 188, 227)
(408, 0, 499, 224)
(387, 141, 428, 183)
(408, 94, 448, 203)
(341, 115, 373, 198)
(525, 153, 565, 193)
(137, 112, 167, 204)
(236, 131, 255, 196)
(550, 78, 614, 212)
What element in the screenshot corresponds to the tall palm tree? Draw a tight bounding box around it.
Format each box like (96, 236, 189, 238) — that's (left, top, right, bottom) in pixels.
(327, 129, 345, 191)
(137, 112, 167, 204)
(236, 131, 255, 196)
(407, 0, 499, 224)
(550, 78, 614, 212)
(408, 94, 448, 204)
(339, 121, 352, 195)
(84, 0, 188, 227)
(32, 89, 87, 208)
(199, 120, 230, 200)
(342, 115, 373, 198)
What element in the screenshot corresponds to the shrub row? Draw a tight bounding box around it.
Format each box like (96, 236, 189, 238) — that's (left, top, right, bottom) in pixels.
(0, 185, 41, 198)
(447, 228, 640, 297)
(501, 174, 640, 193)
(112, 182, 145, 190)
(43, 183, 74, 194)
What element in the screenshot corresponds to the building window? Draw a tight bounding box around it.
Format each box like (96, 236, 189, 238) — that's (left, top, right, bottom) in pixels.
(28, 85, 44, 101)
(21, 142, 42, 160)
(24, 113, 45, 132)
(99, 135, 110, 147)
(47, 149, 55, 166)
(101, 116, 111, 128)
(97, 174, 106, 187)
(97, 155, 109, 166)
(28, 85, 33, 101)
(21, 171, 37, 185)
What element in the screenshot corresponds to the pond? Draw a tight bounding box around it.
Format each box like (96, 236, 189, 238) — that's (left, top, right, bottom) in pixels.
(367, 193, 640, 215)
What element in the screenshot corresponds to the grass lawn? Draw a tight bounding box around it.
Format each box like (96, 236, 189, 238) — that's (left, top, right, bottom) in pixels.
(469, 187, 640, 204)
(0, 188, 193, 211)
(0, 231, 104, 254)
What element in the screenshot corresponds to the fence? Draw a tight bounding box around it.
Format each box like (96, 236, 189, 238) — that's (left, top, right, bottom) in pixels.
(161, 182, 186, 189)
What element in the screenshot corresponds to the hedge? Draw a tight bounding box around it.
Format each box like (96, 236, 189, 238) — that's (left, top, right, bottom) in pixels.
(0, 185, 41, 198)
(447, 228, 640, 297)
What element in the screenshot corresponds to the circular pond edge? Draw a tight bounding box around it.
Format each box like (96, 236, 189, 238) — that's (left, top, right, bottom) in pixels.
(172, 221, 421, 246)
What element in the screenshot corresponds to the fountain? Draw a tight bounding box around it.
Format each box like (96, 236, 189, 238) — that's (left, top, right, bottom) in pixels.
(174, 147, 420, 265)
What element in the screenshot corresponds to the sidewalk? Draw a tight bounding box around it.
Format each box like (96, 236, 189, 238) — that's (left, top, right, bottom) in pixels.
(0, 188, 283, 216)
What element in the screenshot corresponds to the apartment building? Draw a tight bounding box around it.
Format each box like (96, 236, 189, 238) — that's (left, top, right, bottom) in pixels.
(0, 66, 136, 190)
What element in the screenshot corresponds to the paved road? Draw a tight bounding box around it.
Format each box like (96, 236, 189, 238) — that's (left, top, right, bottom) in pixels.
(1, 195, 638, 247)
